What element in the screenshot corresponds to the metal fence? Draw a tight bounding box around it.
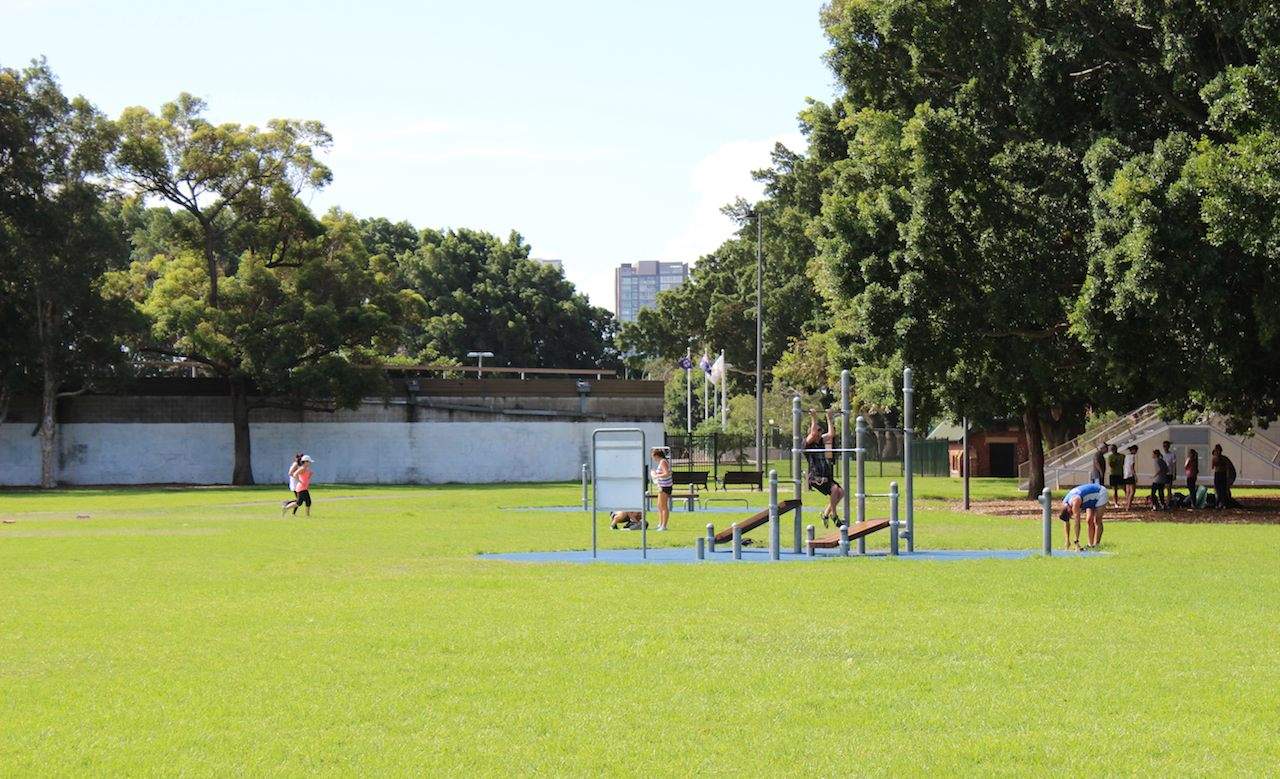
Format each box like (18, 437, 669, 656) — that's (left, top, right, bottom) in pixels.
(663, 430, 949, 480)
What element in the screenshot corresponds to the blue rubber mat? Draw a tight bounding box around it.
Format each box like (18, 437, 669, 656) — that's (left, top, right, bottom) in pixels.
(503, 504, 761, 514)
(479, 547, 1103, 565)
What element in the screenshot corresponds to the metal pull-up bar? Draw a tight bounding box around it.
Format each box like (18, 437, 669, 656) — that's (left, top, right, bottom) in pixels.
(790, 366, 916, 554)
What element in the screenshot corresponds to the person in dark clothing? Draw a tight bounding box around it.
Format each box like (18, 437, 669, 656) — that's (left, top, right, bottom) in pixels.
(1091, 444, 1108, 485)
(1150, 450, 1170, 510)
(804, 408, 845, 527)
(1211, 444, 1240, 508)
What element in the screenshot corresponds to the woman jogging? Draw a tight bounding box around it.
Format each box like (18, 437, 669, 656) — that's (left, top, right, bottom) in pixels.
(283, 455, 315, 517)
(650, 448, 672, 532)
(281, 452, 303, 515)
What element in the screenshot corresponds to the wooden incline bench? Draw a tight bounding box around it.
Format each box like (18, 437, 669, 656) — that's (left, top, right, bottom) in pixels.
(712, 499, 802, 544)
(808, 518, 891, 549)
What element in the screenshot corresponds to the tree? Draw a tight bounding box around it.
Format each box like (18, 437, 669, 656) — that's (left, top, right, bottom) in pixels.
(105, 207, 409, 484)
(808, 0, 1280, 495)
(0, 60, 132, 487)
(111, 96, 394, 484)
(394, 227, 619, 368)
(618, 134, 833, 392)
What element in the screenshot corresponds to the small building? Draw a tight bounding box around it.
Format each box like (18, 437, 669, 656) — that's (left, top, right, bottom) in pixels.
(928, 420, 1029, 478)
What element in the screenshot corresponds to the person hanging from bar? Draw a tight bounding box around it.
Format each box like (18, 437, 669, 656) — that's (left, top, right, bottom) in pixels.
(804, 408, 845, 527)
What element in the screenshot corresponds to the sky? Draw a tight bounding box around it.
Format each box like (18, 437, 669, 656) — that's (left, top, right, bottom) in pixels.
(1, 0, 835, 311)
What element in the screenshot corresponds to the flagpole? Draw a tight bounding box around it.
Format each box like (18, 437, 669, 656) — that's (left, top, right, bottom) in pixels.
(685, 346, 692, 434)
(720, 349, 727, 429)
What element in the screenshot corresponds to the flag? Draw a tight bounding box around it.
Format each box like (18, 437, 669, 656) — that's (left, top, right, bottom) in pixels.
(709, 353, 726, 385)
(677, 355, 693, 370)
(699, 352, 712, 374)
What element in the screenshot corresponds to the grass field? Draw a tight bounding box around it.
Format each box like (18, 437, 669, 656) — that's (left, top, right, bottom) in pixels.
(3, 477, 1279, 774)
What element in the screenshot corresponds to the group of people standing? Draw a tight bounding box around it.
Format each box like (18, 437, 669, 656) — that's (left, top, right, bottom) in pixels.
(1092, 440, 1239, 511)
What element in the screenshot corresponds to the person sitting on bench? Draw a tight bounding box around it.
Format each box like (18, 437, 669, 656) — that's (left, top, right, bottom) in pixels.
(1059, 482, 1108, 551)
(805, 408, 845, 527)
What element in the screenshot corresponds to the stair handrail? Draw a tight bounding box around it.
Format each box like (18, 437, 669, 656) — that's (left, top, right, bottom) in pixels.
(1042, 401, 1161, 465)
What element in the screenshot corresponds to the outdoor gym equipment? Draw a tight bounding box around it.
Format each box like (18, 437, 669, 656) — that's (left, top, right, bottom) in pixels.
(590, 428, 648, 559)
(787, 366, 916, 553)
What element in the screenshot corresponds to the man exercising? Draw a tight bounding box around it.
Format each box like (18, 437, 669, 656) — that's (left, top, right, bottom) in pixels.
(1059, 482, 1108, 551)
(804, 408, 845, 527)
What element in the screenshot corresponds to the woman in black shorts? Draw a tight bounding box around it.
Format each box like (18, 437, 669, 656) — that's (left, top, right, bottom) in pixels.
(804, 408, 845, 527)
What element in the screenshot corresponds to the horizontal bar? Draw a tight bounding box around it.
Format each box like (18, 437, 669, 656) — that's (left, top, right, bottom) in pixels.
(789, 448, 866, 454)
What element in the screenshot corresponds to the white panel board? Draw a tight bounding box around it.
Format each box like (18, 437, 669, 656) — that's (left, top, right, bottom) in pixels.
(593, 429, 646, 510)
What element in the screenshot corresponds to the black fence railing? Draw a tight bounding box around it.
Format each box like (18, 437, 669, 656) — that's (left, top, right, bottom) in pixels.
(663, 430, 949, 480)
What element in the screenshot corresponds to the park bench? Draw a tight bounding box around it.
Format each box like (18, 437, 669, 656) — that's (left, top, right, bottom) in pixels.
(672, 471, 710, 490)
(718, 470, 763, 491)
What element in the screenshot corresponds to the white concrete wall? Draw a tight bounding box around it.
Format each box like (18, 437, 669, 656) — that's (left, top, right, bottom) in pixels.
(0, 421, 665, 486)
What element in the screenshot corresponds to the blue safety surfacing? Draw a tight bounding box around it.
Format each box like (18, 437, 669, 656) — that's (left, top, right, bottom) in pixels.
(479, 547, 1103, 565)
(504, 504, 759, 514)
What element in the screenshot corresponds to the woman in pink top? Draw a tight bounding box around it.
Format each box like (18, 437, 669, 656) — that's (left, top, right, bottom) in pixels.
(283, 455, 315, 517)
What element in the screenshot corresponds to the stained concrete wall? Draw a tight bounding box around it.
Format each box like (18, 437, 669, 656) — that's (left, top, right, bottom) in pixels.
(0, 420, 665, 486)
(0, 383, 666, 486)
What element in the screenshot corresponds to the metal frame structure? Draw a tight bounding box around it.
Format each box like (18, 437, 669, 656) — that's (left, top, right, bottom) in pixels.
(590, 428, 647, 559)
(789, 366, 917, 553)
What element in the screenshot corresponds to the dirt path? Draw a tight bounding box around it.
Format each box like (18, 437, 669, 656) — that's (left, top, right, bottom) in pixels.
(958, 496, 1280, 525)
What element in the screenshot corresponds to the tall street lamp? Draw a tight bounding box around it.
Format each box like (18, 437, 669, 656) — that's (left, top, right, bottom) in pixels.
(466, 351, 495, 378)
(748, 208, 764, 471)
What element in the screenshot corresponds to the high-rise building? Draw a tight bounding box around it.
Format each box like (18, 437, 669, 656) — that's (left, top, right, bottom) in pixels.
(615, 261, 689, 323)
(531, 258, 564, 272)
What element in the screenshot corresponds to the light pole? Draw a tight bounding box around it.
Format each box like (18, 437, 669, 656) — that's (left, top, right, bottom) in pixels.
(751, 208, 764, 471)
(466, 351, 494, 378)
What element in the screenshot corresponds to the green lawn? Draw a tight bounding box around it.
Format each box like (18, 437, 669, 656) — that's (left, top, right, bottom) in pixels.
(2, 478, 1278, 774)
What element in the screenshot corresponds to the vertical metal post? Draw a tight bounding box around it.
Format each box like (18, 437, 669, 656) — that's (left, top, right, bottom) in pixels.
(696, 536, 705, 560)
(839, 522, 849, 556)
(755, 212, 764, 474)
(806, 525, 815, 557)
(706, 523, 715, 554)
(591, 448, 597, 559)
(720, 350, 727, 429)
(769, 469, 780, 560)
(581, 463, 589, 511)
(686, 346, 693, 434)
(841, 370, 851, 528)
(732, 524, 742, 560)
(962, 416, 970, 511)
(1042, 487, 1053, 556)
(889, 481, 900, 556)
(792, 396, 803, 553)
(903, 367, 915, 553)
(856, 415, 867, 555)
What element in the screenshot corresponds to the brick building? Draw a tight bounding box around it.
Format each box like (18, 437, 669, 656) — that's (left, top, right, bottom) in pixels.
(928, 420, 1029, 478)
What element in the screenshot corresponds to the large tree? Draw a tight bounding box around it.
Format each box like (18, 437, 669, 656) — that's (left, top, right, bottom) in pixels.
(110, 94, 405, 483)
(393, 227, 619, 368)
(810, 0, 1279, 495)
(0, 60, 133, 487)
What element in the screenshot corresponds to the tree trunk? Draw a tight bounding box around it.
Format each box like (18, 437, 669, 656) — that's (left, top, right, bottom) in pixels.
(1023, 403, 1046, 499)
(39, 359, 57, 489)
(203, 229, 220, 309)
(230, 377, 254, 485)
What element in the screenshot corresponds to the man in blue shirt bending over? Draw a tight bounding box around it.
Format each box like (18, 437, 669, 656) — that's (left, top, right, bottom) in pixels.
(1059, 483, 1108, 551)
